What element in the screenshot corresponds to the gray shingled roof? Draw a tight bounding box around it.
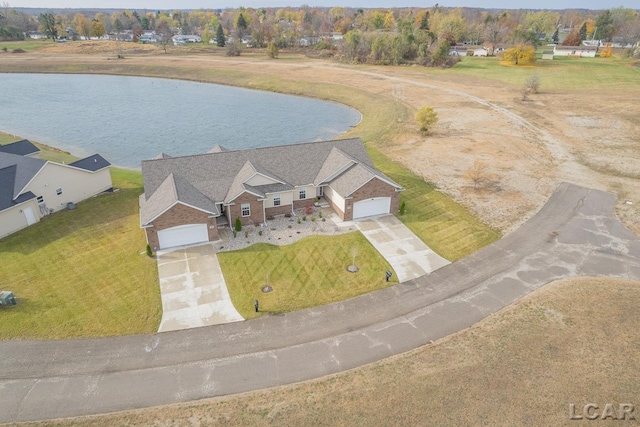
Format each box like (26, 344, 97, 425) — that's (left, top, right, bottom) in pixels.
(314, 147, 356, 185)
(0, 140, 40, 156)
(0, 165, 37, 211)
(0, 152, 46, 199)
(141, 138, 402, 220)
(69, 154, 111, 172)
(329, 163, 377, 197)
(152, 153, 173, 160)
(139, 173, 219, 226)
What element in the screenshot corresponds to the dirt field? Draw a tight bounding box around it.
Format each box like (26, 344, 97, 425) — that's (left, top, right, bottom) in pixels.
(2, 44, 637, 235)
(14, 277, 640, 427)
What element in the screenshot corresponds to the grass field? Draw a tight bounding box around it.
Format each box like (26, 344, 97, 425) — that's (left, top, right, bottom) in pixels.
(219, 232, 395, 319)
(31, 277, 640, 426)
(368, 147, 501, 261)
(448, 54, 640, 91)
(0, 167, 161, 340)
(0, 39, 53, 52)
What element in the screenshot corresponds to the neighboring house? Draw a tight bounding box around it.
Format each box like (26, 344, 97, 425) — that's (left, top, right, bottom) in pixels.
(28, 32, 45, 39)
(542, 50, 554, 60)
(0, 140, 112, 239)
(553, 45, 598, 57)
(473, 48, 489, 57)
(172, 34, 202, 45)
(449, 45, 471, 56)
(0, 139, 40, 157)
(140, 138, 404, 250)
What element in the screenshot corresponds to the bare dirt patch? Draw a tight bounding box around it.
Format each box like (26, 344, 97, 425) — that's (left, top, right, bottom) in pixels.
(40, 40, 161, 55)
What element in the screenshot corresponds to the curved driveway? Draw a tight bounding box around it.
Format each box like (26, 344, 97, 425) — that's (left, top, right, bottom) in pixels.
(1, 183, 639, 423)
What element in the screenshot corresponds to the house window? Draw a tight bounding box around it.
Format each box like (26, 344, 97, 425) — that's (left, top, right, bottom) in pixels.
(36, 195, 45, 204)
(299, 189, 306, 200)
(273, 194, 281, 206)
(56, 188, 63, 196)
(241, 203, 250, 217)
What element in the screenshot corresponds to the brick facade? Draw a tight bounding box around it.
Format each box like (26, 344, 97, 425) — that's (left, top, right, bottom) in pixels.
(265, 204, 292, 218)
(229, 192, 265, 227)
(342, 178, 400, 221)
(145, 203, 219, 249)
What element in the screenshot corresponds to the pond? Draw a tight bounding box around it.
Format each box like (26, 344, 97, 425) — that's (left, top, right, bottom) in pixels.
(0, 73, 361, 169)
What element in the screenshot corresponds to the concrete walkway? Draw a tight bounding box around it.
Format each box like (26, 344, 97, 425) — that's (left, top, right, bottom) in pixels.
(2, 183, 640, 423)
(156, 244, 243, 332)
(354, 215, 450, 282)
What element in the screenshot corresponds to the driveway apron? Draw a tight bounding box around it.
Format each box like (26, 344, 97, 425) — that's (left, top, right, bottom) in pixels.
(355, 215, 450, 282)
(156, 243, 244, 332)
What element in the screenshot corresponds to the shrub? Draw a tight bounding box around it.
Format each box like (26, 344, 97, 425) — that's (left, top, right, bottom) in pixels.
(258, 230, 263, 236)
(416, 106, 438, 135)
(244, 231, 249, 238)
(305, 204, 314, 215)
(266, 41, 279, 58)
(318, 211, 323, 218)
(233, 230, 237, 238)
(297, 218, 301, 224)
(235, 217, 242, 232)
(311, 216, 316, 221)
(400, 201, 406, 215)
(146, 244, 153, 257)
(303, 215, 307, 221)
(226, 42, 242, 56)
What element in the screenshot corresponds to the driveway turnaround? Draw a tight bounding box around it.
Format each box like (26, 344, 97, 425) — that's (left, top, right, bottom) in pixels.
(156, 244, 243, 332)
(355, 215, 450, 282)
(1, 183, 639, 423)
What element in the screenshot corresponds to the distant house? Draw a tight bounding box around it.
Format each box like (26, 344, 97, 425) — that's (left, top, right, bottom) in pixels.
(28, 32, 45, 39)
(140, 138, 404, 250)
(449, 45, 471, 56)
(473, 48, 489, 57)
(542, 50, 554, 60)
(553, 45, 598, 58)
(172, 34, 202, 45)
(0, 140, 113, 239)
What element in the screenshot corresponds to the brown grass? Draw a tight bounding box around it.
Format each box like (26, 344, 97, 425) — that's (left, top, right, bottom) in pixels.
(19, 277, 640, 426)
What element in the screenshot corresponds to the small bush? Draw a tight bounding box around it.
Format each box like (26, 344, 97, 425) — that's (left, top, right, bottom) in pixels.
(311, 216, 316, 221)
(297, 218, 301, 224)
(318, 211, 323, 218)
(400, 201, 406, 215)
(322, 218, 326, 222)
(303, 215, 307, 221)
(258, 230, 263, 236)
(146, 244, 153, 257)
(288, 225, 292, 228)
(1, 47, 7, 52)
(235, 217, 242, 232)
(233, 230, 237, 238)
(244, 231, 249, 238)
(305, 204, 314, 215)
(226, 42, 242, 56)
(284, 213, 292, 218)
(266, 41, 279, 58)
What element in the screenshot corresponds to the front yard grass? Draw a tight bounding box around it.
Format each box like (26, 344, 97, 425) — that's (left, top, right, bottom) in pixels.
(0, 167, 161, 340)
(368, 146, 501, 261)
(218, 232, 395, 319)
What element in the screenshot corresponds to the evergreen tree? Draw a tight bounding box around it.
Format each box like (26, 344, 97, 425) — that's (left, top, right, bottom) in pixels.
(420, 11, 430, 30)
(552, 28, 559, 43)
(579, 22, 587, 40)
(216, 24, 225, 47)
(595, 10, 614, 41)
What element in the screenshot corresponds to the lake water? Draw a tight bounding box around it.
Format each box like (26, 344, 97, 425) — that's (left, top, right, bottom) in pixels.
(0, 74, 361, 169)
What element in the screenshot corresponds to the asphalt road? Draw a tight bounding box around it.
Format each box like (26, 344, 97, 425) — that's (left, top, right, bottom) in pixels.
(1, 183, 639, 423)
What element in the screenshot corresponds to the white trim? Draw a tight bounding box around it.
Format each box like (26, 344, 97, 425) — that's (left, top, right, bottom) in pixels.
(244, 171, 286, 186)
(142, 201, 218, 226)
(317, 160, 356, 185)
(241, 203, 251, 217)
(226, 188, 265, 204)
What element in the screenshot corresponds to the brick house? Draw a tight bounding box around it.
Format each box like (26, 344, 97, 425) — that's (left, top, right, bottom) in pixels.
(140, 138, 403, 250)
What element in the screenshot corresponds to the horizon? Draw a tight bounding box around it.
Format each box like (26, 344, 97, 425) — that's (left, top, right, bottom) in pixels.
(6, 1, 638, 12)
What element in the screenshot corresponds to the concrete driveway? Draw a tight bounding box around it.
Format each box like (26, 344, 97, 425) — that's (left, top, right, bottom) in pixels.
(355, 215, 450, 282)
(156, 243, 244, 332)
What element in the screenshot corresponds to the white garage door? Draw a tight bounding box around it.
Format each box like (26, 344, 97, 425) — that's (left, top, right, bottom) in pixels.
(352, 197, 391, 220)
(158, 224, 209, 249)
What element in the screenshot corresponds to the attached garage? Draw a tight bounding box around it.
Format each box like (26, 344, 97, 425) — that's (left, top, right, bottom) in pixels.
(352, 197, 391, 220)
(158, 223, 209, 249)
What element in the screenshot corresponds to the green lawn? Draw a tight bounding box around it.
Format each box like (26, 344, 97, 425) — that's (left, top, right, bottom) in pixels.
(0, 39, 53, 52)
(0, 168, 161, 340)
(368, 146, 501, 261)
(219, 232, 395, 319)
(447, 54, 640, 91)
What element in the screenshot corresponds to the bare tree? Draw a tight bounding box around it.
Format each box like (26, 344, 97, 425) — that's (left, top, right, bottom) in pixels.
(156, 21, 173, 54)
(464, 160, 490, 189)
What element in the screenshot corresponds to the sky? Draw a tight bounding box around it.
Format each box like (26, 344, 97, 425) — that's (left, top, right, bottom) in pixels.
(7, 0, 639, 11)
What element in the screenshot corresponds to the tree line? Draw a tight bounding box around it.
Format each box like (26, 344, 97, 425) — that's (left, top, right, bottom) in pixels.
(2, 4, 639, 64)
